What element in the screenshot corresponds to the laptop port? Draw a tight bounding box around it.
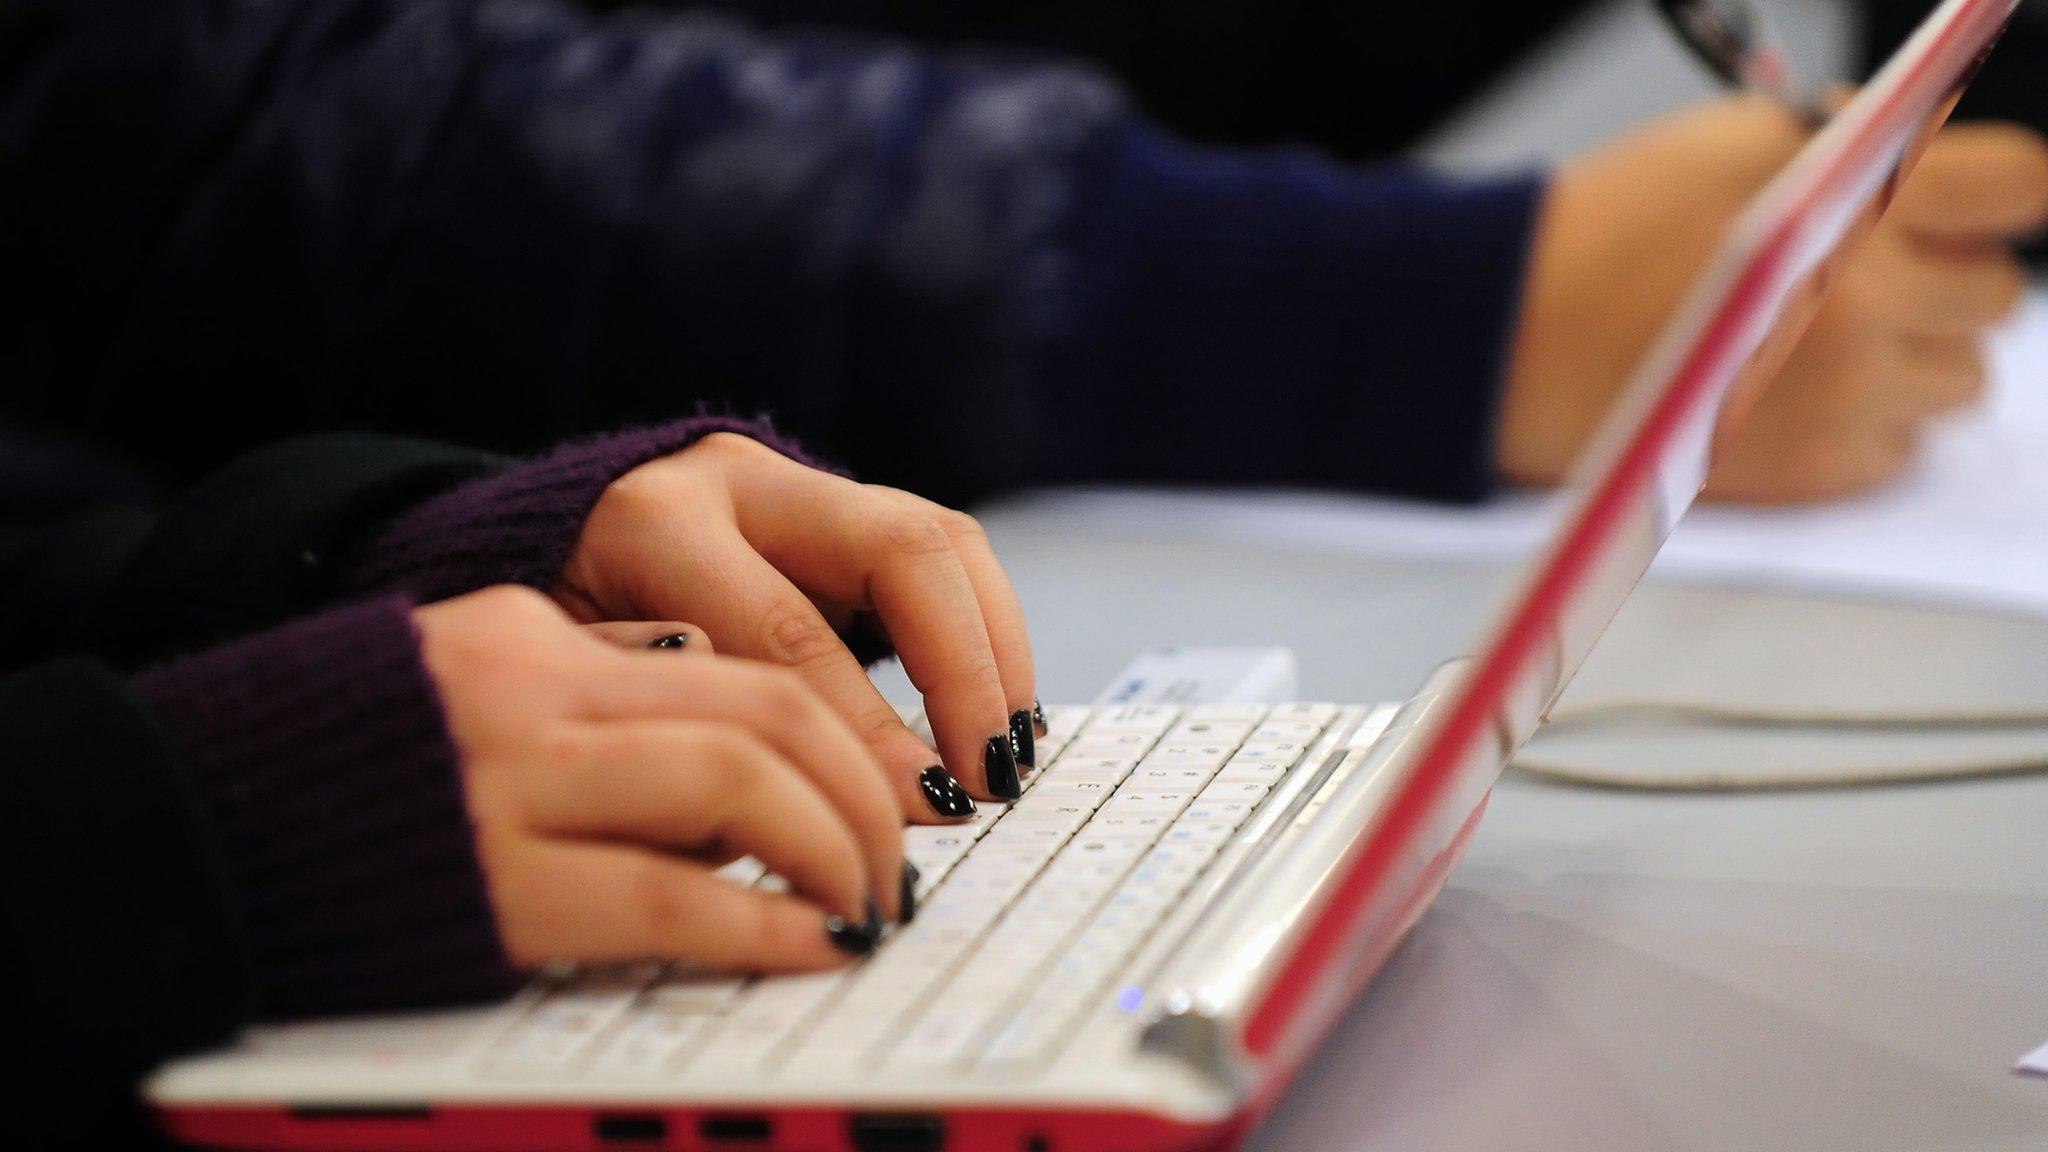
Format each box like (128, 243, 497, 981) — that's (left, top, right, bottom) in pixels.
(593, 1113, 669, 1144)
(699, 1114, 773, 1143)
(848, 1113, 946, 1152)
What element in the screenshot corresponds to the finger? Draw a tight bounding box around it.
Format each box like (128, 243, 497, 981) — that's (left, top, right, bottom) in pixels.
(1892, 334, 1991, 419)
(653, 519, 1013, 805)
(582, 621, 715, 654)
(493, 839, 871, 971)
(726, 467, 1019, 792)
(882, 490, 1041, 752)
(1872, 236, 2029, 336)
(565, 649, 909, 919)
(1892, 123, 2048, 243)
(526, 720, 870, 923)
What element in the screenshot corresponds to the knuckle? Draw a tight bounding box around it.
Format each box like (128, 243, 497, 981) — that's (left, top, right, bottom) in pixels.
(754, 668, 821, 731)
(877, 510, 954, 561)
(695, 431, 772, 465)
(533, 726, 594, 776)
(628, 858, 692, 944)
(702, 724, 774, 784)
(853, 705, 911, 746)
(595, 466, 668, 522)
(469, 583, 556, 622)
(758, 600, 845, 667)
(932, 506, 987, 545)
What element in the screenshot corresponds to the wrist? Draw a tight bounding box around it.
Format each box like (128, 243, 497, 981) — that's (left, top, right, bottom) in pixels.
(344, 415, 822, 603)
(132, 596, 518, 1015)
(1058, 125, 1548, 502)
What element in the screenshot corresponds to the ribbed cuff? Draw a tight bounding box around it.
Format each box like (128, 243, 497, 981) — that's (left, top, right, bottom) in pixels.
(343, 415, 819, 602)
(1055, 125, 1547, 503)
(132, 596, 517, 1016)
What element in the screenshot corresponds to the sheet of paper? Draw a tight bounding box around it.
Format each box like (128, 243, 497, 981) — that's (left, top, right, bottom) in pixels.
(1010, 292, 2048, 615)
(2019, 1040, 2048, 1077)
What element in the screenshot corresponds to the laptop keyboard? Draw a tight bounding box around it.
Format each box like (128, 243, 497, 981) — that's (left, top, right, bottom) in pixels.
(479, 701, 1371, 1080)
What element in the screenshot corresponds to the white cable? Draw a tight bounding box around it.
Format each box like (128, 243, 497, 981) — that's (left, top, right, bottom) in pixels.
(1506, 698, 2048, 791)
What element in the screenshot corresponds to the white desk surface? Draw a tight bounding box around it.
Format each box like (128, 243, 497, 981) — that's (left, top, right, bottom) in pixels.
(947, 514, 2048, 1151)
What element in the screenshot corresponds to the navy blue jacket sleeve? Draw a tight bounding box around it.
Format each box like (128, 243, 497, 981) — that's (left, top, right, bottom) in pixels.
(0, 0, 1543, 505)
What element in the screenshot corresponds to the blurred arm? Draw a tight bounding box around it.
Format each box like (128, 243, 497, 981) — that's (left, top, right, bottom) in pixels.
(0, 0, 1544, 505)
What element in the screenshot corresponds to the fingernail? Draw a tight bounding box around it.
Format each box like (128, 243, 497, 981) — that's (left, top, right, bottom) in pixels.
(825, 898, 883, 957)
(984, 734, 1021, 800)
(1032, 699, 1049, 739)
(899, 862, 920, 925)
(647, 632, 691, 650)
(1009, 709, 1036, 770)
(918, 766, 977, 818)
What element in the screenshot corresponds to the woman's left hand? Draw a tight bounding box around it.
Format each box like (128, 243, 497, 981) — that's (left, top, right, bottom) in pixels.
(556, 432, 1037, 814)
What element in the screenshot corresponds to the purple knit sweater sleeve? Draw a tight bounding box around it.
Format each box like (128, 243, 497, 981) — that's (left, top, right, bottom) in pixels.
(344, 415, 821, 601)
(131, 596, 519, 1016)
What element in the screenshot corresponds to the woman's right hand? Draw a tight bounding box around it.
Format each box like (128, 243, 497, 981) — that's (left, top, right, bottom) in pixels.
(413, 585, 906, 972)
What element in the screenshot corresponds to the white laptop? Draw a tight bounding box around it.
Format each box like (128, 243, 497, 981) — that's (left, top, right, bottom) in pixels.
(146, 1, 2020, 1148)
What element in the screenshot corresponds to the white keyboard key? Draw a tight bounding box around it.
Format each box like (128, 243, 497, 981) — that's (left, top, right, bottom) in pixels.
(1163, 720, 1256, 745)
(587, 1011, 706, 1075)
(890, 1003, 995, 1068)
(1179, 799, 1259, 827)
(1042, 853, 1136, 885)
(497, 967, 657, 1068)
(1100, 790, 1196, 818)
(1062, 834, 1152, 865)
(714, 857, 768, 887)
(1270, 702, 1340, 726)
(904, 831, 974, 877)
(642, 974, 747, 1015)
(929, 868, 1034, 907)
(1085, 813, 1174, 840)
(1159, 821, 1236, 848)
(1185, 702, 1270, 723)
(1042, 756, 1136, 784)
(978, 822, 1074, 855)
(1249, 720, 1325, 743)
(1214, 759, 1291, 785)
(1199, 778, 1276, 805)
(1040, 706, 1088, 742)
(1083, 705, 1179, 733)
(1232, 741, 1310, 765)
(1002, 800, 1093, 833)
(689, 971, 844, 1069)
(1025, 779, 1118, 807)
(960, 806, 1006, 837)
(1065, 731, 1159, 758)
(1145, 743, 1234, 769)
(1127, 764, 1217, 791)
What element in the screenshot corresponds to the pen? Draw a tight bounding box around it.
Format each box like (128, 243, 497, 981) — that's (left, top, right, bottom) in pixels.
(1654, 0, 1833, 126)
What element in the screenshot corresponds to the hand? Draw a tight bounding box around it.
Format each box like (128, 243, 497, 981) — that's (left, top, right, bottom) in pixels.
(1502, 95, 2048, 502)
(414, 585, 905, 971)
(558, 431, 1036, 810)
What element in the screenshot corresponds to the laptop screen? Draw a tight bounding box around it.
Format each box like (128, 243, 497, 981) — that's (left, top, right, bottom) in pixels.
(1241, 0, 2018, 1061)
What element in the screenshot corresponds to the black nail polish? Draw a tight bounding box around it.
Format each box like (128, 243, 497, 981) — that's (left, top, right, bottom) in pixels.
(825, 902, 882, 957)
(1032, 699, 1049, 739)
(918, 766, 977, 818)
(647, 632, 690, 650)
(899, 862, 920, 925)
(984, 734, 1021, 800)
(1009, 709, 1036, 770)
